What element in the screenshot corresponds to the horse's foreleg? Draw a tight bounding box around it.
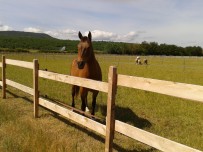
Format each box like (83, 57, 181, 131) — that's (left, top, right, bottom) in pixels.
(92, 91, 98, 115)
(81, 96, 86, 112)
(80, 88, 88, 112)
(71, 86, 75, 107)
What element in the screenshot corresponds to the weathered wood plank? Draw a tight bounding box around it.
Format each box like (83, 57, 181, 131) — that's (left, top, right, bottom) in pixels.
(115, 120, 201, 152)
(105, 66, 117, 152)
(118, 74, 203, 103)
(49, 98, 104, 122)
(33, 59, 39, 118)
(39, 70, 108, 93)
(6, 79, 34, 95)
(6, 59, 33, 69)
(39, 97, 106, 136)
(2, 56, 6, 98)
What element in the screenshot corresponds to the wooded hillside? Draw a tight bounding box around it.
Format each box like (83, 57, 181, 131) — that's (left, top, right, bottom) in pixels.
(0, 31, 202, 56)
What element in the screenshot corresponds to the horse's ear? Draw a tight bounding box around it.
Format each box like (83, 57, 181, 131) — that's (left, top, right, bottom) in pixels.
(88, 31, 92, 41)
(78, 31, 83, 40)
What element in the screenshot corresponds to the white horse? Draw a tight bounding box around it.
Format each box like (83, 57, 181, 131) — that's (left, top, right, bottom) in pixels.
(135, 56, 142, 65)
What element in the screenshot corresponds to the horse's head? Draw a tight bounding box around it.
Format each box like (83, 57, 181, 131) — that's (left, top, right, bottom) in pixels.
(77, 31, 93, 69)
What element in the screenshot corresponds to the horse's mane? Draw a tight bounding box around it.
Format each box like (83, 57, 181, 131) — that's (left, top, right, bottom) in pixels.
(80, 36, 90, 42)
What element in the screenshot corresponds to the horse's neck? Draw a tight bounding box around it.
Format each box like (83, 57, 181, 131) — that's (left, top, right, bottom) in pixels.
(88, 49, 96, 63)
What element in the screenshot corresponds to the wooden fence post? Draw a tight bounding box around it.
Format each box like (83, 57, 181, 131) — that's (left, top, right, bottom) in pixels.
(2, 55, 6, 99)
(33, 59, 39, 118)
(105, 66, 117, 152)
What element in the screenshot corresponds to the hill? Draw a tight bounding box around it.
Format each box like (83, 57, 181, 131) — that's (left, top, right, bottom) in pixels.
(0, 31, 54, 39)
(0, 31, 79, 52)
(0, 31, 108, 53)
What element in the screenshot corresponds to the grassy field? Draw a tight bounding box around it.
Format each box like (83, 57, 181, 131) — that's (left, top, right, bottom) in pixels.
(0, 53, 203, 152)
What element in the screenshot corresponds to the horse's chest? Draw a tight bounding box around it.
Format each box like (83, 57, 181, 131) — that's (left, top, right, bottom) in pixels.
(78, 66, 91, 77)
(79, 64, 97, 79)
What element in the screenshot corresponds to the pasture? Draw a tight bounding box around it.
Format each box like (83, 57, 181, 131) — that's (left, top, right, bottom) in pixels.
(0, 53, 203, 152)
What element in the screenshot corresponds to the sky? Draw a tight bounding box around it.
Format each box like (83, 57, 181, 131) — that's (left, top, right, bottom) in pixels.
(1, 0, 203, 47)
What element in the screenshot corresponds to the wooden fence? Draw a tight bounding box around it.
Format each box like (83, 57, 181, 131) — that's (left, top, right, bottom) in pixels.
(0, 55, 202, 152)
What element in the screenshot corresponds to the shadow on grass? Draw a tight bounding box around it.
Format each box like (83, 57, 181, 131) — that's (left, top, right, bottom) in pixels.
(4, 91, 154, 151)
(6, 90, 151, 129)
(40, 95, 152, 129)
(51, 113, 155, 152)
(6, 90, 33, 103)
(98, 104, 152, 129)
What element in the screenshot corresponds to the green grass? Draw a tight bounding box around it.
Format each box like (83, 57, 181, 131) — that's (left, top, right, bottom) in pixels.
(0, 53, 203, 151)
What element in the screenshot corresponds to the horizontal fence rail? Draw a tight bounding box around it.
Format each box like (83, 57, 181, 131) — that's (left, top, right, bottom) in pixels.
(115, 120, 201, 152)
(6, 79, 34, 95)
(1, 56, 202, 152)
(118, 74, 203, 103)
(6, 59, 33, 69)
(39, 70, 108, 93)
(39, 97, 106, 136)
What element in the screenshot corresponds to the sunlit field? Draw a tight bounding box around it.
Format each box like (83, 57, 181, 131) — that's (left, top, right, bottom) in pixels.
(0, 53, 203, 152)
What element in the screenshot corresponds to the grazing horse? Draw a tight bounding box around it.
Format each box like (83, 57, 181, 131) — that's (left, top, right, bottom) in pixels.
(143, 59, 148, 65)
(135, 56, 142, 65)
(137, 59, 142, 65)
(70, 31, 102, 115)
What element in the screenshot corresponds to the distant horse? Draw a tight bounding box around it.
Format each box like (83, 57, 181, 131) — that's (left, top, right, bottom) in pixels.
(137, 59, 142, 65)
(135, 56, 139, 64)
(70, 31, 102, 115)
(135, 56, 142, 65)
(143, 59, 148, 65)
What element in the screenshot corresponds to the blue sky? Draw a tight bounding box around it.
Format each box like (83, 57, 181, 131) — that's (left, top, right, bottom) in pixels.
(1, 0, 203, 47)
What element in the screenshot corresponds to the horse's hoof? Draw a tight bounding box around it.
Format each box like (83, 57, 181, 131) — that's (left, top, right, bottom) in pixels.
(85, 107, 90, 113)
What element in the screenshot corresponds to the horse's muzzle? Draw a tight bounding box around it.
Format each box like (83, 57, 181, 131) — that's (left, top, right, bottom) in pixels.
(77, 61, 85, 69)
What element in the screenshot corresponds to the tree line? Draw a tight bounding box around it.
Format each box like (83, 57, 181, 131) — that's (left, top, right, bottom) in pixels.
(0, 33, 202, 56)
(100, 41, 203, 56)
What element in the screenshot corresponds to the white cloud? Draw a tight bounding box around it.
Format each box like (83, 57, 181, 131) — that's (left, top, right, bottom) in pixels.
(85, 30, 140, 42)
(34, 29, 141, 42)
(24, 27, 41, 33)
(44, 29, 78, 39)
(121, 31, 139, 42)
(87, 30, 117, 41)
(0, 24, 12, 31)
(21, 27, 78, 39)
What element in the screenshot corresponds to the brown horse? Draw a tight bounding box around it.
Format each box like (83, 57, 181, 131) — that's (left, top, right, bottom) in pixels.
(70, 31, 102, 115)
